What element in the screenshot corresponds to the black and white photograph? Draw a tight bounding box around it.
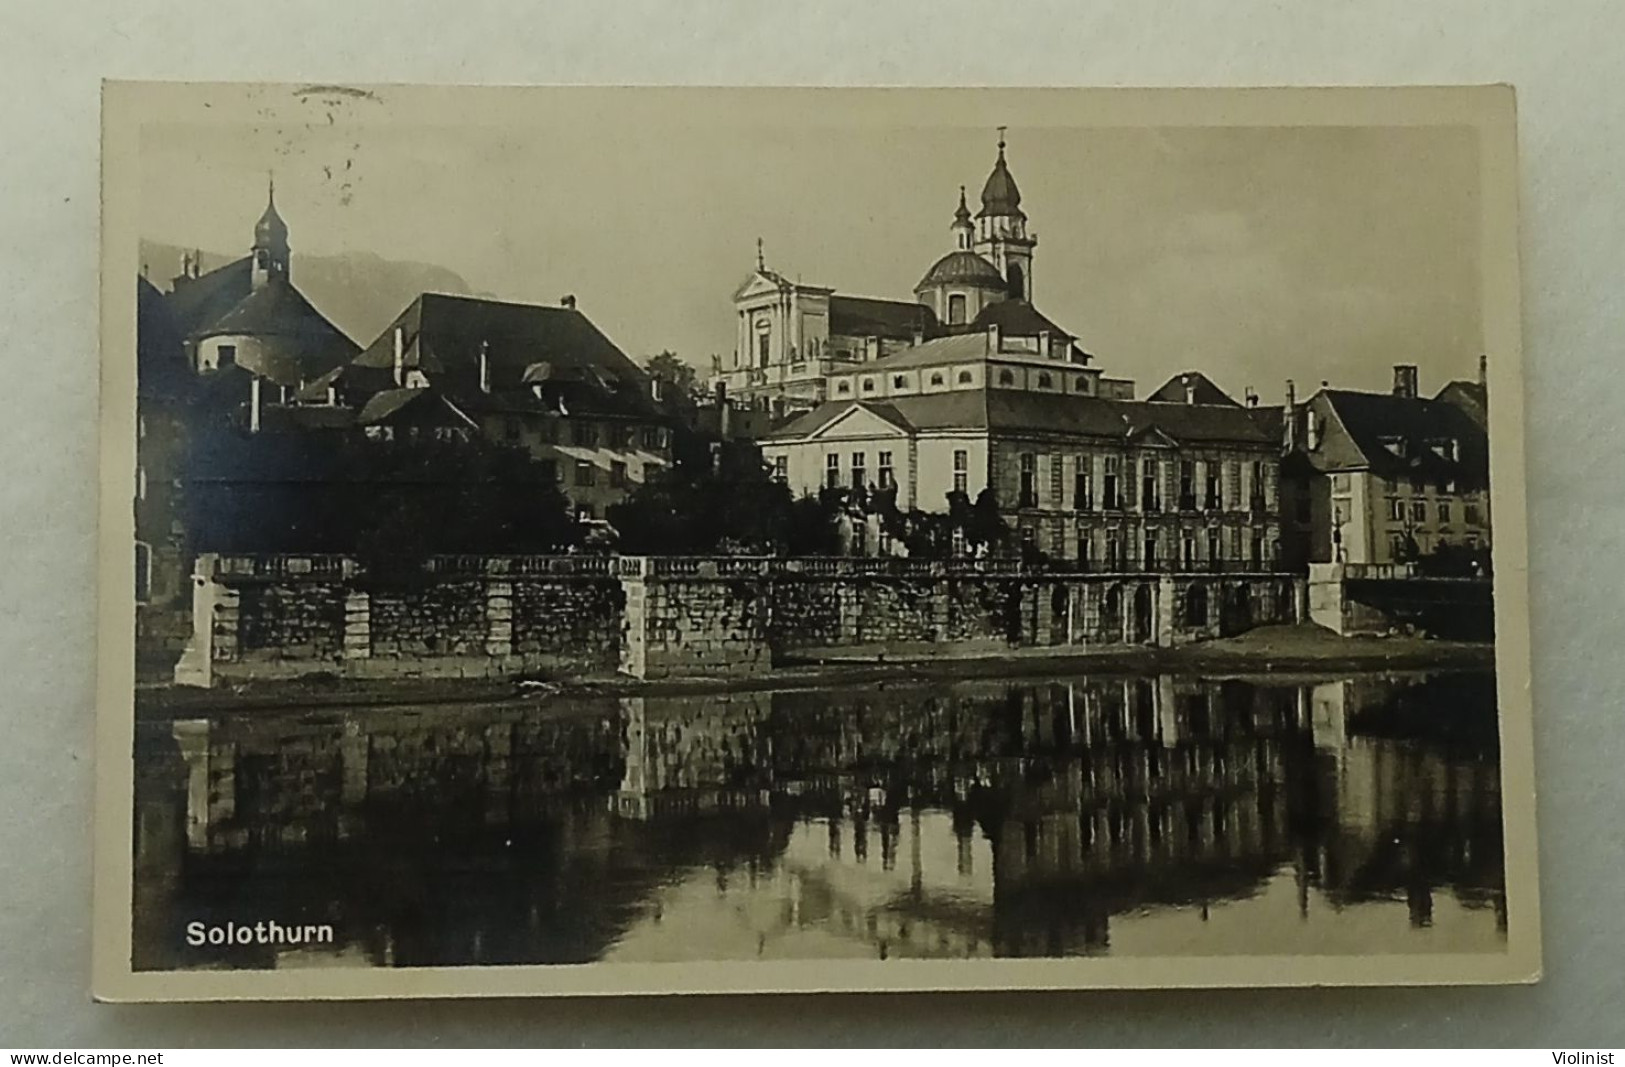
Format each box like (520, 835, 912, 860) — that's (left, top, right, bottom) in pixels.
(94, 83, 1538, 1000)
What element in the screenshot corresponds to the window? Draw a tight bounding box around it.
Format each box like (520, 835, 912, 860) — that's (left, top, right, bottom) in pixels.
(998, 369, 1015, 386)
(1410, 475, 1425, 495)
(757, 331, 771, 367)
(851, 451, 866, 489)
(1103, 457, 1121, 509)
(1250, 461, 1268, 510)
(953, 449, 969, 495)
(1389, 533, 1407, 558)
(610, 461, 628, 488)
(134, 542, 151, 604)
(1141, 459, 1161, 511)
(1388, 498, 1404, 522)
(1037, 373, 1053, 389)
(571, 422, 596, 447)
(574, 460, 595, 486)
(1227, 461, 1241, 509)
(1182, 535, 1197, 568)
(1077, 530, 1094, 566)
(862, 378, 876, 393)
(1251, 534, 1265, 562)
(1411, 500, 1427, 523)
(948, 293, 967, 324)
(852, 523, 867, 556)
(217, 344, 237, 369)
(1019, 453, 1037, 508)
(877, 451, 895, 490)
(957, 370, 973, 384)
(1074, 465, 1093, 512)
(1332, 473, 1350, 492)
(772, 455, 787, 483)
(1438, 500, 1452, 524)
(1144, 532, 1159, 566)
(930, 372, 944, 386)
(836, 380, 851, 395)
(1179, 461, 1195, 510)
(641, 427, 664, 450)
(893, 374, 907, 389)
(1075, 375, 1089, 392)
(826, 453, 841, 490)
(1465, 503, 1483, 525)
(1207, 529, 1222, 564)
(1205, 468, 1221, 510)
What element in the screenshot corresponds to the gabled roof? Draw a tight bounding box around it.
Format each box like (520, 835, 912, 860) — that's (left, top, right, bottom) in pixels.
(965, 299, 1073, 342)
(828, 294, 939, 341)
(348, 292, 664, 423)
(1434, 379, 1488, 429)
(1312, 389, 1489, 486)
(164, 256, 253, 338)
(1145, 371, 1240, 407)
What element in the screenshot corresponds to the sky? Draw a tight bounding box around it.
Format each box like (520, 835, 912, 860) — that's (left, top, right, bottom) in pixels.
(137, 87, 1485, 401)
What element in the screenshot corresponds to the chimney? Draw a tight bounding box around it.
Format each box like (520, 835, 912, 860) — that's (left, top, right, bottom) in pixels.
(1478, 354, 1488, 389)
(1283, 380, 1298, 451)
(1393, 364, 1419, 399)
(478, 340, 490, 393)
(1182, 375, 1196, 405)
(986, 323, 1001, 352)
(650, 375, 664, 403)
(249, 376, 263, 434)
(561, 294, 577, 310)
(392, 326, 405, 387)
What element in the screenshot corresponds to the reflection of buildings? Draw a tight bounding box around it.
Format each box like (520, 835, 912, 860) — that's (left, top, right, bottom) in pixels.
(133, 671, 1505, 970)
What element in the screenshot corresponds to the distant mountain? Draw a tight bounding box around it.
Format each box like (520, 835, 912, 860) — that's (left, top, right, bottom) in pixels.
(139, 241, 492, 346)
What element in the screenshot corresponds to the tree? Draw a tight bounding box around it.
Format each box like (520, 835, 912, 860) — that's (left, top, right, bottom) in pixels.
(644, 350, 704, 416)
(607, 437, 839, 555)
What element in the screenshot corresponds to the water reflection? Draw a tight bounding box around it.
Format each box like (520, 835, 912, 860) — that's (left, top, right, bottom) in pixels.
(132, 671, 1506, 971)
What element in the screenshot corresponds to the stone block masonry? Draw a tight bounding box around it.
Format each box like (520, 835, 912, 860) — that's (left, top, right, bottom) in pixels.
(174, 554, 1303, 687)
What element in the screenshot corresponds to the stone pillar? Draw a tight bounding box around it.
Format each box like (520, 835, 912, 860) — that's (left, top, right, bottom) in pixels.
(1156, 574, 1177, 648)
(172, 720, 213, 851)
(174, 554, 235, 688)
(342, 590, 371, 662)
(485, 578, 514, 659)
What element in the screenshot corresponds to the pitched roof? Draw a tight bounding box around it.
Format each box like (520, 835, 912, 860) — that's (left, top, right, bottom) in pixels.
(978, 145, 1023, 219)
(831, 333, 991, 373)
(164, 256, 253, 338)
(828, 294, 939, 341)
(348, 292, 664, 422)
(1315, 389, 1489, 486)
(193, 278, 359, 384)
(1434, 379, 1488, 429)
(966, 299, 1073, 341)
(766, 390, 1276, 447)
(1145, 371, 1240, 407)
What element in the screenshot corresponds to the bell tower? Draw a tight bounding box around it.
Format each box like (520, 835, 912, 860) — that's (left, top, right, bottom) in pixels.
(250, 175, 290, 291)
(975, 129, 1037, 301)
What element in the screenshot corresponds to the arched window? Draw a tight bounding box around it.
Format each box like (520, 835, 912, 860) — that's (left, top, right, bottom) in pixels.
(836, 380, 851, 395)
(893, 375, 907, 389)
(1037, 373, 1053, 389)
(862, 378, 875, 393)
(948, 293, 967, 325)
(998, 369, 1015, 386)
(930, 372, 945, 386)
(1006, 263, 1026, 299)
(1075, 375, 1090, 393)
(958, 370, 973, 384)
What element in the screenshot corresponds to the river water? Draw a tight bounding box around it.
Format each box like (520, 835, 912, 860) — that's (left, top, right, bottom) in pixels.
(131, 669, 1506, 970)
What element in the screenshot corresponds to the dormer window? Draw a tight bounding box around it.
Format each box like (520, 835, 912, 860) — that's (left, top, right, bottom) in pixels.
(862, 378, 875, 393)
(930, 372, 945, 386)
(892, 375, 907, 389)
(1036, 372, 1053, 389)
(958, 370, 974, 385)
(1380, 435, 1406, 457)
(836, 380, 851, 395)
(998, 369, 1015, 386)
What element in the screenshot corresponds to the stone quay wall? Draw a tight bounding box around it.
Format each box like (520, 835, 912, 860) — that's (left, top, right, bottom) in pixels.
(174, 554, 1304, 688)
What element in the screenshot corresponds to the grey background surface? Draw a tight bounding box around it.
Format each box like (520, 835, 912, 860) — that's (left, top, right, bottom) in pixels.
(2, 0, 1621, 1047)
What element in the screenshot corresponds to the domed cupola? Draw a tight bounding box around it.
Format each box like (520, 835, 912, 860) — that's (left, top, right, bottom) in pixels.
(251, 176, 291, 290)
(915, 186, 1012, 327)
(916, 250, 1005, 291)
(978, 137, 1024, 220)
(972, 129, 1037, 301)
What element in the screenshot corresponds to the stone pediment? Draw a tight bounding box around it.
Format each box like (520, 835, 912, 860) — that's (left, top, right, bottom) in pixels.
(805, 403, 913, 441)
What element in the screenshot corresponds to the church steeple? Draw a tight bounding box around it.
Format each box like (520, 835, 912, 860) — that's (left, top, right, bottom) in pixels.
(950, 186, 974, 250)
(251, 174, 290, 290)
(973, 129, 1036, 301)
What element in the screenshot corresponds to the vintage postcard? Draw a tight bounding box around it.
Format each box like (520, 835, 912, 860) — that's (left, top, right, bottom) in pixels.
(94, 83, 1539, 1001)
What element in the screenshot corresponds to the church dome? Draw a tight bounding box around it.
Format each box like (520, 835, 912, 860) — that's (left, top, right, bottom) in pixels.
(255, 182, 289, 248)
(978, 144, 1023, 219)
(915, 250, 1005, 291)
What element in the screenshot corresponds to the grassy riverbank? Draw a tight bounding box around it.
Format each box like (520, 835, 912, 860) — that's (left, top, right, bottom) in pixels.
(133, 623, 1494, 719)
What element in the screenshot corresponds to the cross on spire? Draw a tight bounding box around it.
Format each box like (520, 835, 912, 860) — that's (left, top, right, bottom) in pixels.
(756, 236, 765, 271)
(997, 125, 1007, 154)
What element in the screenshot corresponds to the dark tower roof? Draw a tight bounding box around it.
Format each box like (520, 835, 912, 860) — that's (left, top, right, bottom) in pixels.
(254, 178, 289, 250)
(977, 134, 1024, 219)
(916, 250, 1005, 291)
(953, 185, 973, 225)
